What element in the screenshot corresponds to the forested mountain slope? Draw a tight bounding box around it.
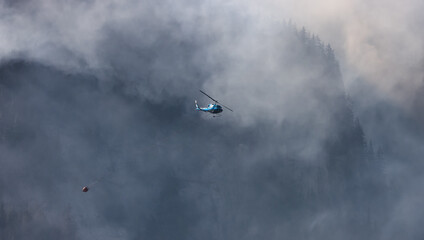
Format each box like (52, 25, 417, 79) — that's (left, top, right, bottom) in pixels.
(0, 20, 387, 240)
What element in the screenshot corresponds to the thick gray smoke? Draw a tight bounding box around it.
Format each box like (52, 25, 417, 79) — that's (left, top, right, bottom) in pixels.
(249, 0, 424, 98)
(0, 1, 423, 239)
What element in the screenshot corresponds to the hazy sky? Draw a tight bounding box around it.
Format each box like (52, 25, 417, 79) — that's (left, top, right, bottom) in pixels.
(1, 0, 423, 101)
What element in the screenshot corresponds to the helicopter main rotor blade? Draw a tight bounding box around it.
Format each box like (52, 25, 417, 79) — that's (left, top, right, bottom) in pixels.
(221, 104, 234, 112)
(199, 90, 219, 103)
(199, 90, 234, 112)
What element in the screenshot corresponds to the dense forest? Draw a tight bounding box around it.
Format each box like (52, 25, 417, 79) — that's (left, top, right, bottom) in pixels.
(0, 15, 396, 240)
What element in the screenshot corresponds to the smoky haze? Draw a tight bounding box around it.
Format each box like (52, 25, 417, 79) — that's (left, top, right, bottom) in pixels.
(0, 0, 423, 239)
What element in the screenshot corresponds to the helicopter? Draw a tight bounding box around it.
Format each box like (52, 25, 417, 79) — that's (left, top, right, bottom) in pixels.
(195, 90, 233, 115)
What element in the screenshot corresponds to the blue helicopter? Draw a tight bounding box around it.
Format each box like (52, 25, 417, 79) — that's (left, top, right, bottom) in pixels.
(195, 90, 233, 115)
